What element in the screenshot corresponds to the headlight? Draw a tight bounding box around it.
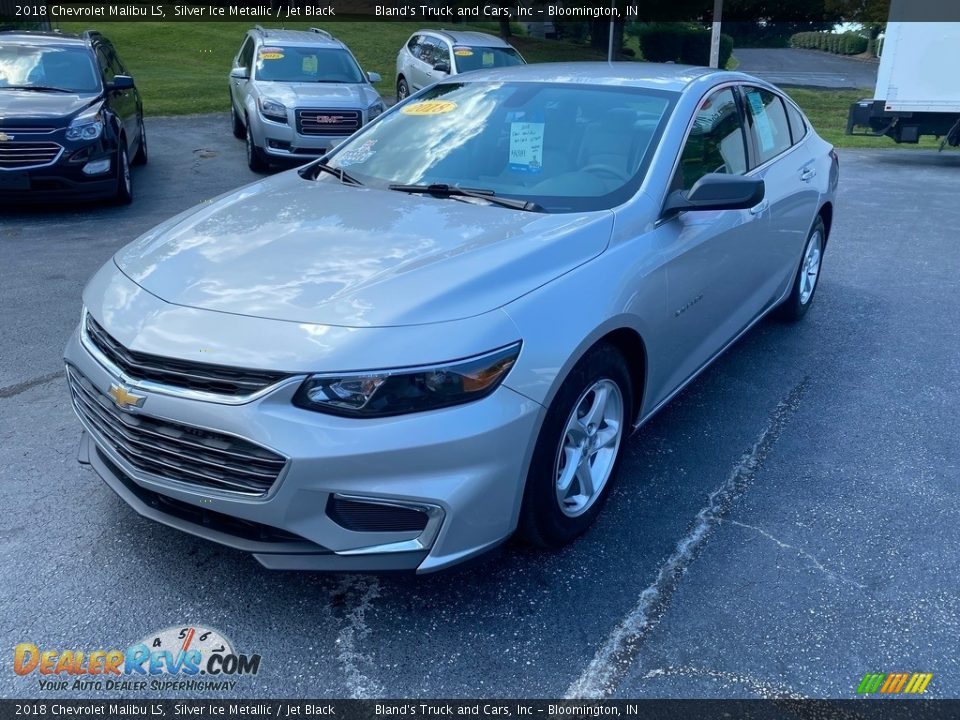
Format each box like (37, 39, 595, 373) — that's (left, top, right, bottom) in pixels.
(292, 342, 521, 418)
(367, 101, 386, 120)
(66, 111, 103, 141)
(258, 98, 287, 123)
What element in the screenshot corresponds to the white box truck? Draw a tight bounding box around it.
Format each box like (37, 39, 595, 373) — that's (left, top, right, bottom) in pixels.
(846, 21, 960, 147)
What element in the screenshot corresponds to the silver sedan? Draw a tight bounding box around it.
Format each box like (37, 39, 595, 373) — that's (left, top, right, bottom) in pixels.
(64, 62, 838, 573)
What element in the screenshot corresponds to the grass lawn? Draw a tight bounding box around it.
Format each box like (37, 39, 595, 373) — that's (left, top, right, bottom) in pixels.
(57, 21, 606, 115)
(783, 87, 941, 149)
(56, 22, 944, 150)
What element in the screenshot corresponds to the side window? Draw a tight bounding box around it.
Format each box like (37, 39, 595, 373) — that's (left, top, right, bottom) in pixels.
(785, 101, 807, 144)
(105, 43, 127, 75)
(95, 47, 115, 82)
(238, 36, 254, 71)
(743, 87, 792, 164)
(407, 35, 422, 59)
(675, 87, 748, 191)
(420, 38, 441, 67)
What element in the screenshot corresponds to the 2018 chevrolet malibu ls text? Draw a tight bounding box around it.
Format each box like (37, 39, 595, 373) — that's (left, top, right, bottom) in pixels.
(64, 63, 838, 573)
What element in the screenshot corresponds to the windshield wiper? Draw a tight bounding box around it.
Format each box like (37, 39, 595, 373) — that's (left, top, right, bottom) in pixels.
(304, 161, 362, 186)
(0, 85, 73, 93)
(388, 183, 543, 212)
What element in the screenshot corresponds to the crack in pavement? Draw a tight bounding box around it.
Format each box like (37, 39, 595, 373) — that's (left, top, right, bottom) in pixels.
(564, 377, 809, 699)
(0, 371, 64, 400)
(333, 576, 385, 699)
(641, 666, 805, 699)
(726, 519, 866, 589)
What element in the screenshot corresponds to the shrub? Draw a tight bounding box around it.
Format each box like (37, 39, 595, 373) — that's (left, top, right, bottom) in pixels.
(635, 23, 733, 68)
(790, 31, 868, 55)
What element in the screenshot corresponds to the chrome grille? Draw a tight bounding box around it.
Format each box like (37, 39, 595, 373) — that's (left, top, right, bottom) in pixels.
(85, 314, 289, 397)
(67, 366, 287, 495)
(0, 140, 62, 169)
(296, 108, 361, 136)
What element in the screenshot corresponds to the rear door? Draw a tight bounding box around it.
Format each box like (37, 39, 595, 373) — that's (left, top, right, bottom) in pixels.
(740, 85, 821, 305)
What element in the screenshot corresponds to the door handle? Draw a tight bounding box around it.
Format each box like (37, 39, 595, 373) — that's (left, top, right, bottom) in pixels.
(749, 199, 769, 215)
(800, 167, 816, 182)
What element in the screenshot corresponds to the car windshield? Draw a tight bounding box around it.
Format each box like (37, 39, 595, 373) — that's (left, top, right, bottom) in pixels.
(324, 82, 677, 213)
(452, 45, 525, 72)
(0, 44, 100, 93)
(254, 45, 365, 83)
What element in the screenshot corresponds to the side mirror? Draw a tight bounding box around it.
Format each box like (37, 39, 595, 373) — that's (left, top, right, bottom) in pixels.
(663, 174, 765, 216)
(433, 61, 451, 74)
(229, 66, 249, 80)
(108, 75, 135, 91)
(366, 71, 382, 84)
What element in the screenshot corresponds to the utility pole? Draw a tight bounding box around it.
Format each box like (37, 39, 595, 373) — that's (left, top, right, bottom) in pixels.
(709, 0, 723, 68)
(607, 0, 616, 62)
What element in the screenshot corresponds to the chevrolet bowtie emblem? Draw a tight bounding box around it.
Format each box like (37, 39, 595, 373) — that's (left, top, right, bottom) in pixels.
(108, 383, 146, 410)
(0, 132, 12, 142)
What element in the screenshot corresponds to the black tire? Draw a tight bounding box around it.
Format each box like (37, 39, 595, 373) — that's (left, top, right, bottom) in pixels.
(231, 97, 245, 139)
(245, 119, 268, 173)
(396, 76, 410, 102)
(519, 343, 634, 548)
(114, 144, 133, 205)
(778, 215, 826, 322)
(132, 116, 148, 166)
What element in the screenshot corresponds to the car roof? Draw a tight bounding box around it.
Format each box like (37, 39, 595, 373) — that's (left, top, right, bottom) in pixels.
(0, 30, 88, 47)
(450, 61, 743, 92)
(251, 26, 346, 49)
(420, 29, 513, 48)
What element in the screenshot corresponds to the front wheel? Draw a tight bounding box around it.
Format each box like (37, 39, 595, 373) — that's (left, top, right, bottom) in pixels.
(231, 95, 245, 139)
(132, 116, 148, 166)
(519, 344, 633, 548)
(245, 120, 268, 173)
(396, 76, 410, 101)
(778, 216, 825, 322)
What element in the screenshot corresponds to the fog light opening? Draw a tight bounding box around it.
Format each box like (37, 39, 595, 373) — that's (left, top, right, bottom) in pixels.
(82, 158, 111, 175)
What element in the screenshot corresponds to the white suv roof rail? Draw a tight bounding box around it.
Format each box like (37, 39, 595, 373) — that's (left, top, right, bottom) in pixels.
(309, 27, 333, 39)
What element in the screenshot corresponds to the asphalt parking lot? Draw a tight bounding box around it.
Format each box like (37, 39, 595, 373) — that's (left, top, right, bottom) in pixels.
(735, 48, 878, 89)
(1, 116, 958, 700)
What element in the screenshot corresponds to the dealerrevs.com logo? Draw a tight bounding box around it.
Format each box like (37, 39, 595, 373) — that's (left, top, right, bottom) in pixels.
(13, 626, 262, 692)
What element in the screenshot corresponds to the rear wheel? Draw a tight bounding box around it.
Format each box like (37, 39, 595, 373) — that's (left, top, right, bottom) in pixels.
(132, 116, 148, 165)
(778, 216, 825, 322)
(114, 144, 132, 205)
(245, 119, 268, 172)
(231, 94, 245, 139)
(519, 344, 633, 548)
(396, 76, 410, 101)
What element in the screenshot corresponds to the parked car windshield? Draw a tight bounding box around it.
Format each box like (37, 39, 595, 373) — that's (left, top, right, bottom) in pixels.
(325, 81, 677, 213)
(452, 45, 524, 72)
(254, 46, 365, 83)
(0, 44, 100, 93)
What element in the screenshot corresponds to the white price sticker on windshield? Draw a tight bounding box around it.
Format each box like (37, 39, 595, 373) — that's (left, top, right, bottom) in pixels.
(509, 121, 544, 173)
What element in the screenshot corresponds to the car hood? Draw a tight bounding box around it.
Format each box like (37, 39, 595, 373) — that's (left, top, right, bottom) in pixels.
(256, 82, 381, 108)
(0, 90, 99, 123)
(115, 172, 613, 328)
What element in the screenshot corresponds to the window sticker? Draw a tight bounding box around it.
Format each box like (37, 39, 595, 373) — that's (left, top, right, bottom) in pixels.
(401, 100, 457, 116)
(258, 47, 284, 60)
(746, 91, 775, 153)
(509, 121, 544, 174)
(453, 47, 474, 57)
(482, 51, 495, 66)
(302, 55, 318, 74)
(336, 139, 377, 166)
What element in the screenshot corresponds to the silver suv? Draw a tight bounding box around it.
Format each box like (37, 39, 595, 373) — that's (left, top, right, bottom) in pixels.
(229, 26, 385, 171)
(395, 29, 525, 100)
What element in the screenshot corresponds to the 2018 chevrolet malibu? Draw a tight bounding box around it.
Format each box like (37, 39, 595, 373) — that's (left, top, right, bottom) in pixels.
(64, 63, 838, 573)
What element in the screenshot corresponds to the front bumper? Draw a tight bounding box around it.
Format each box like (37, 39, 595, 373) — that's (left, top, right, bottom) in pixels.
(250, 111, 362, 161)
(64, 326, 542, 573)
(0, 139, 119, 203)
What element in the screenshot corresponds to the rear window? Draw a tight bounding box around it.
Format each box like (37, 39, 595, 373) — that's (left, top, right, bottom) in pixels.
(785, 101, 807, 144)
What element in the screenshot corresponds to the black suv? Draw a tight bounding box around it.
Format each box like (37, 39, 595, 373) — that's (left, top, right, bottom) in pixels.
(0, 30, 146, 204)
